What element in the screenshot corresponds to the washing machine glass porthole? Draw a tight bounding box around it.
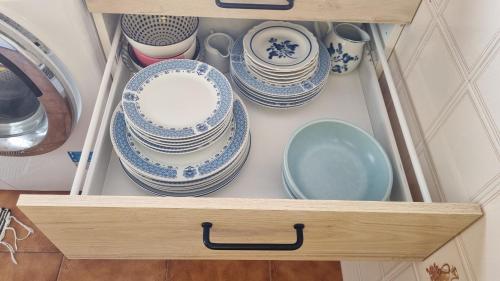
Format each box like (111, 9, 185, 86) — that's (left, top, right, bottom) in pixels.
(0, 13, 80, 156)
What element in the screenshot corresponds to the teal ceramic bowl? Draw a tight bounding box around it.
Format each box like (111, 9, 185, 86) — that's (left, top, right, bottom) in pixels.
(283, 119, 393, 201)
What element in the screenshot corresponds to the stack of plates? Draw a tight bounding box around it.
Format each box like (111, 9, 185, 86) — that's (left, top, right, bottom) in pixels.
(111, 59, 251, 196)
(230, 21, 330, 108)
(121, 60, 233, 154)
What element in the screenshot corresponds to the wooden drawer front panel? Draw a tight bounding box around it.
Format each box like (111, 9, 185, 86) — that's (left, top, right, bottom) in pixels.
(85, 0, 422, 24)
(18, 195, 481, 260)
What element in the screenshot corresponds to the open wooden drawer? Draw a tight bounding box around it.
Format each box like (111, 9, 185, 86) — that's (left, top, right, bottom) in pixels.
(85, 0, 422, 24)
(17, 20, 482, 261)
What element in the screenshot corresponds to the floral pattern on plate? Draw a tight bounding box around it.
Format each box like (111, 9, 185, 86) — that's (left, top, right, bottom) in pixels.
(266, 38, 299, 60)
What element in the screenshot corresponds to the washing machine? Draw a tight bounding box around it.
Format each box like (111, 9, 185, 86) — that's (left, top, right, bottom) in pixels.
(0, 0, 104, 190)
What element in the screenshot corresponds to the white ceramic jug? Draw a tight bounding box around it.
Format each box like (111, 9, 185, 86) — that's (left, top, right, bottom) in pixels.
(204, 32, 234, 73)
(314, 22, 370, 74)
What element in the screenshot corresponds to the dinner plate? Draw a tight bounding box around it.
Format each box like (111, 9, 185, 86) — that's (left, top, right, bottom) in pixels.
(236, 87, 321, 108)
(246, 58, 317, 77)
(245, 63, 317, 85)
(232, 75, 323, 101)
(127, 116, 232, 154)
(128, 124, 226, 154)
(243, 21, 318, 72)
(129, 113, 231, 145)
(111, 99, 249, 183)
(121, 142, 249, 197)
(122, 139, 250, 192)
(122, 59, 233, 140)
(230, 37, 330, 98)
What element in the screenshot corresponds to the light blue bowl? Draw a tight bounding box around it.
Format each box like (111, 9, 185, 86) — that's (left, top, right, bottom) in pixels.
(283, 119, 393, 201)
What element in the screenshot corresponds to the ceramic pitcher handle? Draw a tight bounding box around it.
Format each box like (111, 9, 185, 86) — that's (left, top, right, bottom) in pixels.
(313, 22, 333, 40)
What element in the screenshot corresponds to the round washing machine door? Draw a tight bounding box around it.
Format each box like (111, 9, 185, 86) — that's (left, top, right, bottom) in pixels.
(0, 13, 80, 156)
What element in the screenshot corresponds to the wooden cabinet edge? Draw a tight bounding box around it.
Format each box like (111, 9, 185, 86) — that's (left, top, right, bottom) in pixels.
(17, 194, 482, 215)
(84, 0, 421, 24)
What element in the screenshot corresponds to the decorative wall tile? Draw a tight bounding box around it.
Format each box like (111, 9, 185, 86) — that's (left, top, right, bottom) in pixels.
(442, 0, 500, 71)
(357, 262, 383, 281)
(394, 1, 433, 71)
(405, 27, 464, 133)
(430, 0, 447, 13)
(475, 44, 500, 133)
(460, 191, 500, 281)
(381, 262, 400, 275)
(417, 241, 469, 281)
(341, 262, 360, 281)
(427, 92, 500, 202)
(392, 265, 418, 281)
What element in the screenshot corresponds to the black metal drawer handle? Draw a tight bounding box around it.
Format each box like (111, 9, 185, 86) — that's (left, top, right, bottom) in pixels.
(201, 222, 304, 251)
(215, 0, 294, 10)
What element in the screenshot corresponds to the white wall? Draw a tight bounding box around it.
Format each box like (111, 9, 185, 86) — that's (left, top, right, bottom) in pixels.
(344, 0, 500, 280)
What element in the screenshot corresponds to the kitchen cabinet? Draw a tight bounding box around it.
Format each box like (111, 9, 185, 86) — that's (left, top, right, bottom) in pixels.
(16, 2, 482, 261)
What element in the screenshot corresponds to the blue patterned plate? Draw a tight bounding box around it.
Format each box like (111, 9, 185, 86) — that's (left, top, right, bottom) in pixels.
(121, 139, 250, 193)
(235, 84, 321, 108)
(120, 140, 250, 196)
(122, 137, 250, 190)
(243, 21, 319, 72)
(231, 37, 330, 98)
(111, 99, 249, 183)
(127, 116, 232, 154)
(231, 73, 325, 102)
(122, 59, 233, 140)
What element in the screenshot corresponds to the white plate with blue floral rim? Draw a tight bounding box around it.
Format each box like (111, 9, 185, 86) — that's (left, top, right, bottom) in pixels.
(231, 74, 324, 102)
(121, 139, 250, 193)
(111, 99, 250, 183)
(127, 112, 232, 145)
(127, 117, 232, 154)
(245, 63, 317, 86)
(235, 83, 322, 108)
(230, 69, 327, 103)
(243, 21, 319, 72)
(122, 59, 233, 140)
(120, 141, 250, 196)
(122, 139, 250, 192)
(231, 37, 330, 98)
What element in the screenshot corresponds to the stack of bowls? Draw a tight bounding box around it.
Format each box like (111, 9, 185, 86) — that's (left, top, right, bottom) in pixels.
(283, 119, 393, 201)
(111, 59, 251, 196)
(121, 15, 199, 67)
(230, 21, 330, 108)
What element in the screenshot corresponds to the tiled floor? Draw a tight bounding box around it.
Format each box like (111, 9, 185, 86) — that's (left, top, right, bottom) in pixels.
(0, 190, 342, 281)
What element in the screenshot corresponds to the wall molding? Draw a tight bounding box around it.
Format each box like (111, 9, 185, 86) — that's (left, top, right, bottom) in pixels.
(422, 83, 467, 141)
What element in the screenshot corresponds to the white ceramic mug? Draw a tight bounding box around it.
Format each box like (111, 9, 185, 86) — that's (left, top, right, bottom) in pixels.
(314, 22, 370, 75)
(204, 32, 234, 73)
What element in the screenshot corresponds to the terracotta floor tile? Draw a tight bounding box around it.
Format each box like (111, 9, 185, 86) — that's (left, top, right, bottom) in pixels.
(57, 258, 167, 281)
(167, 260, 269, 281)
(0, 190, 65, 253)
(270, 261, 342, 281)
(0, 252, 62, 281)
